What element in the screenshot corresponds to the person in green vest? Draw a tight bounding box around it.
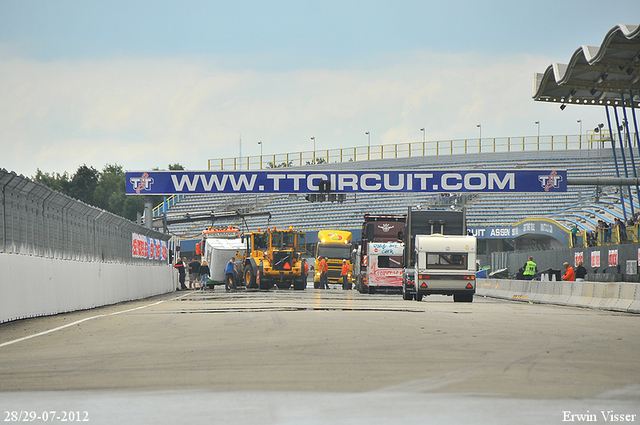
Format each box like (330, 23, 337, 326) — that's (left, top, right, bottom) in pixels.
(523, 256, 537, 280)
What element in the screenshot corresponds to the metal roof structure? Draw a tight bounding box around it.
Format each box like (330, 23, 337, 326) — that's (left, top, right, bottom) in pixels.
(533, 24, 640, 108)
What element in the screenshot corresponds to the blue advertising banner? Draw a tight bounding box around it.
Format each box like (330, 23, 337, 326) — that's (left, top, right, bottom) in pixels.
(126, 169, 567, 195)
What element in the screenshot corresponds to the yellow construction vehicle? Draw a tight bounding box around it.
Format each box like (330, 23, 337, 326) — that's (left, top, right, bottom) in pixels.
(240, 226, 308, 290)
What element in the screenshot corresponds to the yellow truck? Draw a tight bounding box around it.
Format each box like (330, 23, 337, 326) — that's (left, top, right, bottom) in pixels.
(241, 226, 308, 290)
(314, 230, 354, 288)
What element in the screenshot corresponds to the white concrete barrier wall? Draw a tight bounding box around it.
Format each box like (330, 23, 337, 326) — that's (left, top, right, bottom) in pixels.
(477, 278, 640, 314)
(0, 253, 174, 323)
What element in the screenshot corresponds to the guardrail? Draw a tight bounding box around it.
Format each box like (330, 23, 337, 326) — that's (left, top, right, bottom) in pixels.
(208, 133, 620, 171)
(1, 169, 168, 264)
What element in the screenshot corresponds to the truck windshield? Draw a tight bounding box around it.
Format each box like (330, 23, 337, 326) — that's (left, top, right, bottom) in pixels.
(272, 232, 296, 249)
(425, 253, 467, 270)
(317, 244, 351, 260)
(254, 234, 268, 250)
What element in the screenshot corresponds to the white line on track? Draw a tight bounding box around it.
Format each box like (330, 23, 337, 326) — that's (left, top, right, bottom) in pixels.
(0, 293, 190, 349)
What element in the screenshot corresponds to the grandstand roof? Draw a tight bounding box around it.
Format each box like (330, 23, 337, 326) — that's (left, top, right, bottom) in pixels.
(533, 24, 640, 107)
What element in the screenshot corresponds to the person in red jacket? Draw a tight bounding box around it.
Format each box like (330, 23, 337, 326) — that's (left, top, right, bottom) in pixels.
(318, 256, 329, 289)
(562, 262, 575, 281)
(341, 259, 350, 290)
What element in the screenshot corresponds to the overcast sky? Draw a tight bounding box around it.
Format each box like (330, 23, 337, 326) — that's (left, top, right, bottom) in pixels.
(1, 1, 639, 177)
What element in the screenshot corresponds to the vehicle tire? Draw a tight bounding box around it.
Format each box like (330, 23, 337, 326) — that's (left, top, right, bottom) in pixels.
(415, 293, 423, 302)
(454, 292, 473, 303)
(244, 264, 256, 289)
(314, 280, 322, 289)
(402, 289, 413, 301)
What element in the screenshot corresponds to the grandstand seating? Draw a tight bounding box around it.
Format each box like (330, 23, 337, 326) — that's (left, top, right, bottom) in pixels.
(161, 147, 637, 241)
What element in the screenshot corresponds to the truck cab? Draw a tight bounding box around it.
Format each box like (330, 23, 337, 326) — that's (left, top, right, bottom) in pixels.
(314, 230, 353, 288)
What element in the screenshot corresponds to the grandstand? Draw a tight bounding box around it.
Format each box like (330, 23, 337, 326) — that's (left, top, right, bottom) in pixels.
(157, 142, 632, 250)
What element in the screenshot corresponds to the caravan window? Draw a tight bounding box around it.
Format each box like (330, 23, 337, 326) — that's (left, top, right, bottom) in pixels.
(423, 253, 467, 270)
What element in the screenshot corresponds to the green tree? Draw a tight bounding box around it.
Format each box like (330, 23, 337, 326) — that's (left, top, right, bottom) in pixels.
(34, 169, 71, 193)
(68, 164, 100, 205)
(93, 164, 126, 215)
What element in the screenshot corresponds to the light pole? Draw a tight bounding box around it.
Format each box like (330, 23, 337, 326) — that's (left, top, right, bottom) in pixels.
(310, 136, 315, 164)
(476, 124, 481, 140)
(365, 131, 370, 160)
(257, 141, 263, 169)
(577, 119, 582, 142)
(535, 121, 540, 149)
(535, 121, 540, 137)
(420, 128, 425, 142)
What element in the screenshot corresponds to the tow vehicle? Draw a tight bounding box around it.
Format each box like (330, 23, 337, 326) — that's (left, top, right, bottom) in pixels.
(241, 226, 307, 290)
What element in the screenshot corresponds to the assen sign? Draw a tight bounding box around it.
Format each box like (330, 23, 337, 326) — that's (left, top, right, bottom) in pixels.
(126, 169, 567, 195)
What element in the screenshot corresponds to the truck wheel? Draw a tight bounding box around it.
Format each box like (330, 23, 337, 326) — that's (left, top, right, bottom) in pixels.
(415, 293, 423, 302)
(402, 290, 413, 301)
(244, 264, 256, 289)
(454, 293, 473, 303)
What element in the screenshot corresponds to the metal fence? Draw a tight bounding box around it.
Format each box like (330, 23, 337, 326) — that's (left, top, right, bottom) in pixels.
(0, 169, 169, 264)
(207, 132, 628, 171)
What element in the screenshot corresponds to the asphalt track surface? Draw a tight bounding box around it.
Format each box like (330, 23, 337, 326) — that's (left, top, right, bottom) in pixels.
(1, 284, 639, 424)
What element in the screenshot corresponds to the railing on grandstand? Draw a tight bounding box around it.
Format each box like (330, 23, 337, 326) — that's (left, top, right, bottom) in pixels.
(571, 225, 640, 248)
(152, 194, 185, 218)
(208, 132, 629, 171)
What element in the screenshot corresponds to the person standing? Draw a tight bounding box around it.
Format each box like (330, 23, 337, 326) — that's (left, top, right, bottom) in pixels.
(188, 258, 201, 289)
(224, 258, 235, 291)
(199, 260, 210, 290)
(574, 261, 586, 282)
(319, 256, 329, 289)
(562, 262, 575, 281)
(173, 257, 187, 291)
(523, 256, 537, 280)
(341, 259, 350, 290)
(571, 224, 578, 246)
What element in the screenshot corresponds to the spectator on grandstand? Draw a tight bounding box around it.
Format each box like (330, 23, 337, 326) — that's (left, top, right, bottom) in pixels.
(616, 218, 627, 242)
(188, 258, 201, 289)
(199, 260, 210, 290)
(562, 262, 575, 281)
(575, 261, 586, 282)
(571, 224, 578, 246)
(587, 231, 597, 247)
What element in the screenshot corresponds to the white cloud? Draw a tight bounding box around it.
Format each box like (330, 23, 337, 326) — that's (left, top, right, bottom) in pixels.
(0, 49, 605, 177)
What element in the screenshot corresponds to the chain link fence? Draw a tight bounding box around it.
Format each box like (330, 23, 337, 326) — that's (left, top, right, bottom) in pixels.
(1, 169, 169, 264)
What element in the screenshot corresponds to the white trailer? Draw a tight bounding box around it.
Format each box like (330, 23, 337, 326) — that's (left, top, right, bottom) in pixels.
(202, 233, 245, 287)
(409, 234, 476, 302)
